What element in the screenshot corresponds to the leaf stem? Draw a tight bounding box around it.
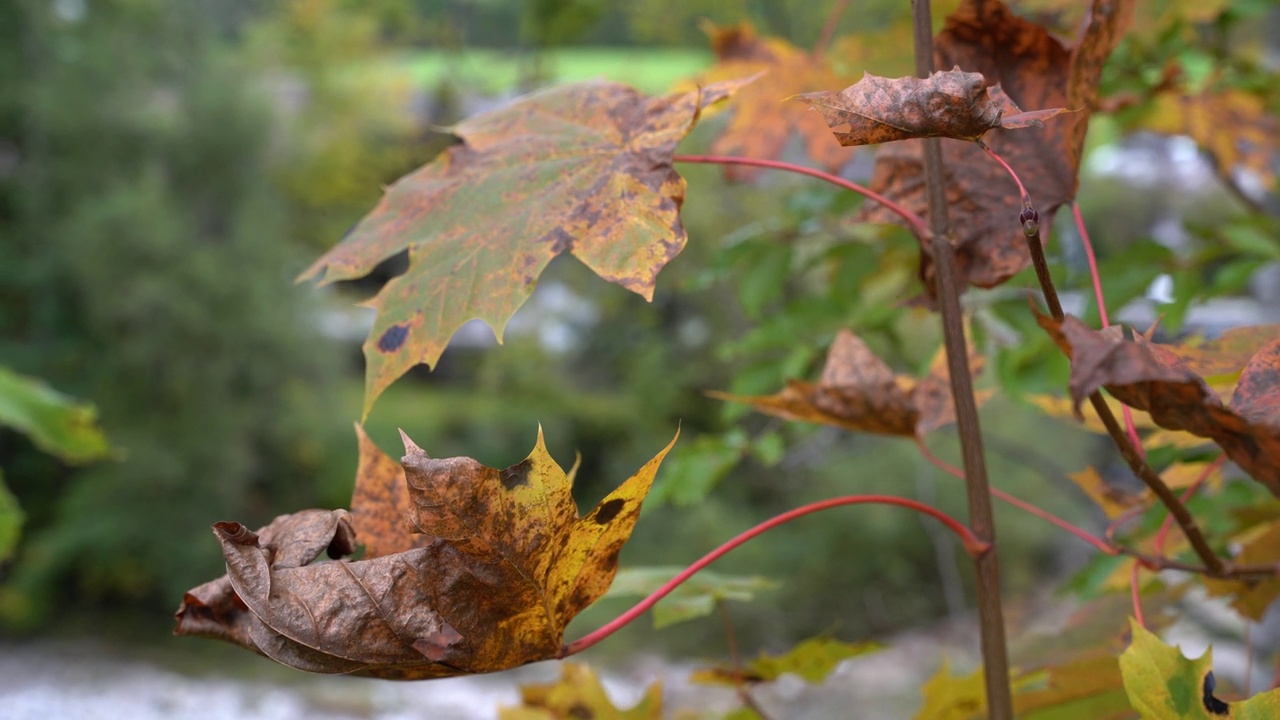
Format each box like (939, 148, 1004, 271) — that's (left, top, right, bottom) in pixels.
(912, 2, 1012, 716)
(813, 0, 850, 58)
(1074, 200, 1144, 455)
(916, 440, 1117, 555)
(672, 154, 930, 239)
(560, 494, 988, 657)
(975, 138, 1031, 209)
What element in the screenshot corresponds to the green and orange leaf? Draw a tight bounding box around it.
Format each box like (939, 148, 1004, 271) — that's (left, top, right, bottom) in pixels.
(299, 78, 751, 416)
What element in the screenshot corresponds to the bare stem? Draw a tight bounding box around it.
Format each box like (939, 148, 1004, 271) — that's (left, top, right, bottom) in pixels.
(1073, 201, 1144, 454)
(813, 0, 850, 58)
(560, 494, 988, 657)
(673, 154, 930, 238)
(912, 2, 1012, 717)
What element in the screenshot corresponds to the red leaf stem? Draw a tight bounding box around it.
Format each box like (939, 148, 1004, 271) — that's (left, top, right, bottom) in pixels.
(917, 440, 1117, 555)
(561, 494, 985, 656)
(673, 154, 931, 238)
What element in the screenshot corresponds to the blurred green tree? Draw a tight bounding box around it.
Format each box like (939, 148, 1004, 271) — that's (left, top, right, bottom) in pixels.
(0, 0, 341, 629)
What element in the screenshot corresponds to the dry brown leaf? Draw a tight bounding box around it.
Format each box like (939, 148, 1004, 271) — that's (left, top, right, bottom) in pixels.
(799, 68, 1065, 146)
(1036, 310, 1280, 497)
(859, 0, 1134, 293)
(710, 330, 985, 437)
(175, 428, 677, 678)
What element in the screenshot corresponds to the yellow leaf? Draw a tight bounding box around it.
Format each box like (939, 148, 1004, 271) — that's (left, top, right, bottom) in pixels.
(500, 662, 662, 720)
(1068, 465, 1148, 518)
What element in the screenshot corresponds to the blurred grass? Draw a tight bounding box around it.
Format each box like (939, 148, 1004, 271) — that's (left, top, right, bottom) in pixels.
(381, 47, 712, 95)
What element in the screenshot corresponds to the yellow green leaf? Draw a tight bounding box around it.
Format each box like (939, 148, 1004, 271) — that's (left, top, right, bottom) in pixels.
(1121, 619, 1280, 718)
(0, 366, 112, 465)
(500, 662, 662, 720)
(605, 566, 778, 629)
(299, 78, 752, 416)
(693, 636, 881, 686)
(915, 660, 987, 720)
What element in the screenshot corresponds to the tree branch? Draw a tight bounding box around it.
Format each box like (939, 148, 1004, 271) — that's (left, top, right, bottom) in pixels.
(911, 2, 1013, 718)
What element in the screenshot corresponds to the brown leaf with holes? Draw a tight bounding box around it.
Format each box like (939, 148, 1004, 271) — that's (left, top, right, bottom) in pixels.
(710, 330, 986, 437)
(298, 78, 751, 417)
(1035, 310, 1280, 497)
(858, 0, 1134, 294)
(692, 21, 855, 181)
(174, 427, 677, 678)
(799, 68, 1066, 146)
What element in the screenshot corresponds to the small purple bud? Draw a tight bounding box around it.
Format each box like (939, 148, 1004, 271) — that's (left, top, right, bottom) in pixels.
(1020, 207, 1039, 237)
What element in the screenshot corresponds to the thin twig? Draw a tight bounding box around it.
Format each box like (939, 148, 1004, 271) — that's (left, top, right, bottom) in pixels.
(911, 2, 1012, 718)
(1131, 560, 1146, 629)
(1018, 190, 1226, 577)
(561, 494, 987, 656)
(673, 154, 930, 238)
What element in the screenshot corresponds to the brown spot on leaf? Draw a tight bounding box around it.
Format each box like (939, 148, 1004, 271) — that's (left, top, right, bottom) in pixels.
(377, 324, 409, 353)
(500, 459, 533, 490)
(594, 499, 625, 525)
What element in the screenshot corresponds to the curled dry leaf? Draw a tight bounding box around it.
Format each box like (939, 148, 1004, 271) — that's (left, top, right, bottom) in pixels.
(174, 427, 677, 678)
(710, 330, 986, 438)
(298, 78, 751, 416)
(858, 0, 1134, 294)
(693, 21, 855, 180)
(1035, 310, 1280, 497)
(798, 68, 1066, 146)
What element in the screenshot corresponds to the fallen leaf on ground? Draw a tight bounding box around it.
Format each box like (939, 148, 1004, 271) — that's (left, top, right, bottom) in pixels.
(299, 78, 750, 416)
(1035, 311, 1280, 497)
(711, 330, 986, 437)
(175, 427, 677, 678)
(692, 636, 881, 686)
(499, 663, 662, 720)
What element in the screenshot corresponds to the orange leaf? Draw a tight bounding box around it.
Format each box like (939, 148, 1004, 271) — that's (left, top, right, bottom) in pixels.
(299, 78, 751, 416)
(711, 330, 986, 438)
(693, 21, 855, 180)
(175, 427, 678, 678)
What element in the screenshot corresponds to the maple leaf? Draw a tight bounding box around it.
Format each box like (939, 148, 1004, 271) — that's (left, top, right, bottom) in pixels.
(1067, 466, 1147, 519)
(859, 0, 1134, 293)
(499, 662, 662, 720)
(691, 636, 881, 686)
(1035, 311, 1280, 497)
(692, 21, 856, 181)
(1121, 620, 1280, 719)
(1203, 521, 1280, 622)
(1143, 86, 1279, 191)
(605, 565, 778, 629)
(174, 427, 677, 678)
(711, 329, 987, 438)
(299, 78, 751, 416)
(798, 68, 1066, 146)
